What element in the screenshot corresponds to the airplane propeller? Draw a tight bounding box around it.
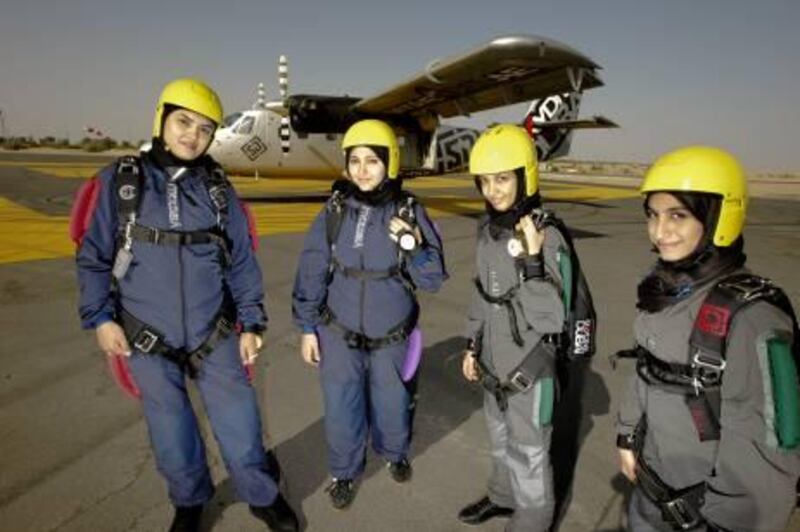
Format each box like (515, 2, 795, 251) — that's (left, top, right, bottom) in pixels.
(278, 55, 291, 156)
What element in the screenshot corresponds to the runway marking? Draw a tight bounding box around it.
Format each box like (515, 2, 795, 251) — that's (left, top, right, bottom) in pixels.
(0, 172, 638, 264)
(0, 198, 72, 263)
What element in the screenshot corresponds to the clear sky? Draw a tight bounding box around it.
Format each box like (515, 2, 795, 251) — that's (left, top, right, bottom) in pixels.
(1, 0, 798, 171)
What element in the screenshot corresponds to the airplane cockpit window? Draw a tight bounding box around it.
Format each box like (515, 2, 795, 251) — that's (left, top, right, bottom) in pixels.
(234, 116, 255, 135)
(221, 113, 242, 129)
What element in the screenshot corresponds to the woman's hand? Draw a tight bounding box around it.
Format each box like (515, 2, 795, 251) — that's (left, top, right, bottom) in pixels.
(96, 321, 131, 357)
(618, 448, 637, 483)
(389, 217, 422, 245)
(462, 350, 479, 382)
(515, 215, 545, 256)
(300, 333, 320, 367)
(239, 332, 263, 365)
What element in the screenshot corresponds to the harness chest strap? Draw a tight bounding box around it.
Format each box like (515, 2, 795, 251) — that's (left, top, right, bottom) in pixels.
(320, 190, 421, 346)
(113, 155, 234, 262)
(616, 273, 800, 448)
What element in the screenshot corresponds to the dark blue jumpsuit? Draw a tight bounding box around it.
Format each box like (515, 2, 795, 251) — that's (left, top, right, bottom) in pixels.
(292, 191, 447, 480)
(76, 153, 279, 507)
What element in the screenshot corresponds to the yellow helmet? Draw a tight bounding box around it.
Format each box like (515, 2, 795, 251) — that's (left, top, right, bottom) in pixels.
(469, 124, 538, 197)
(152, 78, 224, 137)
(641, 145, 747, 247)
(342, 119, 400, 179)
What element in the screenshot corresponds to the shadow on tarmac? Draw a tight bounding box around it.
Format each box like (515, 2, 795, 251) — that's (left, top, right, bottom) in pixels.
(550, 359, 613, 530)
(196, 334, 614, 531)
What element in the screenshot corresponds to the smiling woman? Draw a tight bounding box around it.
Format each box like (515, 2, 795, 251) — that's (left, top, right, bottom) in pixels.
(161, 108, 216, 161)
(615, 145, 800, 532)
(73, 77, 299, 532)
(644, 192, 705, 262)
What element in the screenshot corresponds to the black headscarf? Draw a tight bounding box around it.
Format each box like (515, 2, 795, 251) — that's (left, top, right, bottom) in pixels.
(637, 191, 746, 312)
(149, 104, 215, 169)
(338, 145, 400, 206)
(476, 168, 542, 239)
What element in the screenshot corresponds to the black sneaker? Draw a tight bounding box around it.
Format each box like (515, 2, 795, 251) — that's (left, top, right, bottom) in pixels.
(325, 478, 356, 510)
(168, 504, 203, 532)
(250, 493, 299, 531)
(457, 496, 514, 525)
(387, 458, 412, 483)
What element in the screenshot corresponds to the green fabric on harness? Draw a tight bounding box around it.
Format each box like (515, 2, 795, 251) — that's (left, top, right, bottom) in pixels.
(768, 334, 800, 449)
(558, 249, 572, 311)
(538, 377, 555, 427)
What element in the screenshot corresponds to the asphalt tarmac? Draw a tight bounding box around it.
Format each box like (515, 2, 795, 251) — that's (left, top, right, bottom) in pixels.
(1, 152, 798, 531)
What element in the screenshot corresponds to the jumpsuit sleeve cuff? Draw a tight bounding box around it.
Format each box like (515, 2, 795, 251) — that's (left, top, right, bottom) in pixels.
(86, 313, 115, 330)
(241, 323, 266, 334)
(301, 324, 317, 334)
(516, 253, 544, 280)
(407, 240, 429, 263)
(616, 432, 636, 450)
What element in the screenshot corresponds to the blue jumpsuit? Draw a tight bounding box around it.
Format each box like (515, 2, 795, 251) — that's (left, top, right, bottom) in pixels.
(292, 191, 447, 480)
(76, 153, 279, 507)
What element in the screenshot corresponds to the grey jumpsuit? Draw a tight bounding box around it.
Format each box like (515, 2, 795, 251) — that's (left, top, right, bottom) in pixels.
(466, 216, 567, 532)
(617, 269, 800, 531)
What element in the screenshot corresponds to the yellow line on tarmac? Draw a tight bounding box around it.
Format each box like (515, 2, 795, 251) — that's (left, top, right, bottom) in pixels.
(27, 166, 100, 178)
(0, 198, 73, 263)
(0, 182, 638, 265)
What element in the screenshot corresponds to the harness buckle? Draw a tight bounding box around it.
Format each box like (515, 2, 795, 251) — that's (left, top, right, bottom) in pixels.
(662, 497, 702, 530)
(509, 370, 534, 393)
(344, 332, 367, 350)
(217, 316, 234, 335)
(692, 350, 726, 385)
(117, 159, 139, 176)
(692, 349, 727, 375)
(133, 329, 159, 353)
(123, 222, 134, 250)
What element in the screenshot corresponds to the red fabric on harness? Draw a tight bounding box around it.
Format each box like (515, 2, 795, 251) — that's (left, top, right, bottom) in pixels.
(69, 176, 101, 245)
(107, 355, 141, 399)
(239, 199, 259, 251)
(696, 303, 731, 338)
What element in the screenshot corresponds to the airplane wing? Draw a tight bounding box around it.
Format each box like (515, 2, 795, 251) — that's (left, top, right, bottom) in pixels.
(353, 34, 603, 120)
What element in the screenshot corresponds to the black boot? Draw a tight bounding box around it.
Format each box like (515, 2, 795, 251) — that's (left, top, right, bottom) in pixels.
(325, 478, 356, 510)
(457, 496, 514, 525)
(387, 458, 413, 483)
(168, 504, 203, 532)
(250, 493, 299, 531)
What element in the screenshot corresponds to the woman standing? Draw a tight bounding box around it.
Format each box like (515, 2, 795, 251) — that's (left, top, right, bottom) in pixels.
(459, 124, 578, 531)
(75, 78, 298, 531)
(616, 146, 800, 531)
(292, 119, 447, 509)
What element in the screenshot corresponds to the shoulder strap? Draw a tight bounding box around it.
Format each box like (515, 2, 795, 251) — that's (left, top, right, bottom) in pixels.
(325, 190, 346, 249)
(396, 190, 417, 224)
(114, 155, 143, 226)
(204, 162, 230, 229)
(691, 273, 799, 367)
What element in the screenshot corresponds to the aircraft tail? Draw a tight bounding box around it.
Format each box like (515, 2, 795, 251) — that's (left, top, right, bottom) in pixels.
(422, 91, 616, 175)
(523, 92, 616, 161)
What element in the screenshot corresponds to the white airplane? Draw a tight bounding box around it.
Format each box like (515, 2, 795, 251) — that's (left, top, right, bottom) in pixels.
(208, 34, 616, 177)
